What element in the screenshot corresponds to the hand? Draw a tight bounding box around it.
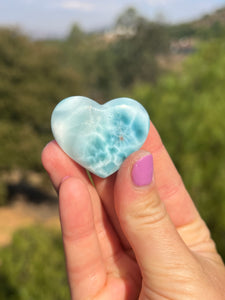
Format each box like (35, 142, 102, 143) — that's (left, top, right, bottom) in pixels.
(42, 123, 225, 299)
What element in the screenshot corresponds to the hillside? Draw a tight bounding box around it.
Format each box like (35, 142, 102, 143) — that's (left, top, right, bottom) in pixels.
(169, 6, 225, 39)
(193, 6, 225, 28)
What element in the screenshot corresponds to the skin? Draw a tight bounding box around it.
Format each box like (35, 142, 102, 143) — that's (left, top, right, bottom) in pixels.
(42, 123, 225, 300)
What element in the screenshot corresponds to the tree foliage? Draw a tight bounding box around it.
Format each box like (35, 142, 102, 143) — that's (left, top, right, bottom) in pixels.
(0, 227, 69, 300)
(0, 28, 82, 171)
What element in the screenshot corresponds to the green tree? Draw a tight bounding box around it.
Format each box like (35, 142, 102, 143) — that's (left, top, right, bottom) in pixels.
(0, 28, 82, 171)
(112, 8, 169, 87)
(115, 7, 142, 32)
(67, 23, 86, 45)
(0, 227, 70, 300)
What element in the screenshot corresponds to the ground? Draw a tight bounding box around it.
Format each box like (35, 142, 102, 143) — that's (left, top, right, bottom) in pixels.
(0, 198, 60, 246)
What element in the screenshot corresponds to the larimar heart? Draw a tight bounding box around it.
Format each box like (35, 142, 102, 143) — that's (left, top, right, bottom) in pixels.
(51, 96, 150, 178)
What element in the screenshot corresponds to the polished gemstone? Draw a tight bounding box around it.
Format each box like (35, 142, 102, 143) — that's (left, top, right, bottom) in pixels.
(51, 96, 150, 178)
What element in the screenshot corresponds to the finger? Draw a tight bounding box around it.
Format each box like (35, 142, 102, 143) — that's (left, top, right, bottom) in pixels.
(143, 124, 218, 250)
(93, 174, 130, 250)
(41, 140, 89, 190)
(59, 177, 106, 299)
(142, 123, 199, 227)
(114, 150, 201, 293)
(42, 141, 123, 264)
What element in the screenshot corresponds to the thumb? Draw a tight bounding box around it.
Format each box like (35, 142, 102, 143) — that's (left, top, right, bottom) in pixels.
(114, 150, 199, 292)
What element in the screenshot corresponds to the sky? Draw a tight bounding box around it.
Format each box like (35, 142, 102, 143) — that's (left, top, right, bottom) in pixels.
(0, 0, 225, 38)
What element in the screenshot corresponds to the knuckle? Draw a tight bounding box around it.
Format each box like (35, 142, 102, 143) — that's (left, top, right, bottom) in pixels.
(128, 191, 167, 229)
(158, 175, 183, 200)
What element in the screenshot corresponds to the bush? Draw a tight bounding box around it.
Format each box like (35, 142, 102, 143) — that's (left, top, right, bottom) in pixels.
(0, 182, 7, 206)
(0, 226, 70, 300)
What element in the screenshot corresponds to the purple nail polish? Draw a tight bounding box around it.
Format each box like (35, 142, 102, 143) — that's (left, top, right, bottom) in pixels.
(131, 154, 153, 187)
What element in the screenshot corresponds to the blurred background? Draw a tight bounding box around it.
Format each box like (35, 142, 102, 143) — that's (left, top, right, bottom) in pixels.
(0, 0, 225, 299)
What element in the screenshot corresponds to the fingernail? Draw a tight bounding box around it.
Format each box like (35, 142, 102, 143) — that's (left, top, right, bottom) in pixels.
(61, 176, 70, 183)
(131, 154, 153, 187)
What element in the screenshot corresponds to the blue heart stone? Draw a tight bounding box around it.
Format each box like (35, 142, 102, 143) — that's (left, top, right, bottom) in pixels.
(51, 96, 150, 178)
